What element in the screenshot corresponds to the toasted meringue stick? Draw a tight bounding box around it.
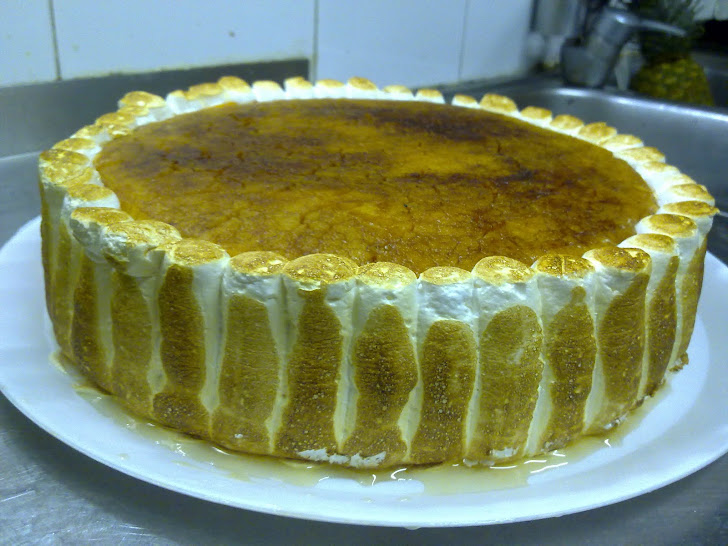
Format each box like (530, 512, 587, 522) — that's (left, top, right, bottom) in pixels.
(409, 267, 477, 464)
(577, 122, 617, 144)
(341, 263, 418, 467)
(583, 247, 650, 432)
(118, 90, 167, 112)
(530, 256, 597, 453)
(217, 76, 254, 103)
(520, 106, 552, 126)
(601, 134, 643, 152)
(152, 239, 229, 437)
(382, 84, 414, 100)
(415, 89, 445, 104)
(661, 200, 718, 268)
(662, 201, 718, 296)
(659, 202, 718, 357)
(620, 234, 679, 397)
(452, 94, 479, 109)
(314, 79, 346, 99)
(466, 257, 543, 463)
(549, 114, 584, 135)
(38, 150, 93, 318)
(274, 254, 358, 461)
(616, 146, 666, 167)
(346, 77, 380, 99)
(104, 220, 181, 415)
(637, 214, 700, 367)
(253, 80, 285, 102)
(479, 93, 518, 115)
(166, 83, 230, 114)
(211, 252, 287, 455)
(657, 181, 715, 207)
(284, 76, 314, 99)
(53, 184, 119, 358)
(68, 208, 133, 391)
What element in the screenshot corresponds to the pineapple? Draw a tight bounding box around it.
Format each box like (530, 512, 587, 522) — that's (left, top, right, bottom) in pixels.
(629, 0, 714, 106)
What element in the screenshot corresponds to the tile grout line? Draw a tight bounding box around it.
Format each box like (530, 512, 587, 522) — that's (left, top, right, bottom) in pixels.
(457, 0, 470, 82)
(47, 0, 61, 81)
(311, 0, 319, 81)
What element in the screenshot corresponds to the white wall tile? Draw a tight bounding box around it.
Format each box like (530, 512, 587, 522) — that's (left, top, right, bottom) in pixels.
(461, 0, 533, 82)
(0, 0, 57, 86)
(53, 0, 315, 79)
(316, 0, 467, 89)
(1, 0, 536, 89)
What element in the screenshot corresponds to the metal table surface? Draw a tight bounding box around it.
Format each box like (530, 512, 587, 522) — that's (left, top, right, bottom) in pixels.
(1, 68, 727, 545)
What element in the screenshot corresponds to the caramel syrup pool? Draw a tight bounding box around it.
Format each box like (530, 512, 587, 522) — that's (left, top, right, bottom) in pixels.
(54, 352, 669, 496)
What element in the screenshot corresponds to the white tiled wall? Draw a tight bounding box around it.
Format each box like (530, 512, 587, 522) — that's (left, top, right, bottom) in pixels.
(0, 0, 534, 88)
(461, 0, 533, 83)
(317, 0, 468, 88)
(53, 0, 315, 79)
(0, 1, 57, 86)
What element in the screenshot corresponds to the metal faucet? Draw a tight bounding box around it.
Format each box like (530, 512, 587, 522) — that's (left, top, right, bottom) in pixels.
(560, 6, 686, 88)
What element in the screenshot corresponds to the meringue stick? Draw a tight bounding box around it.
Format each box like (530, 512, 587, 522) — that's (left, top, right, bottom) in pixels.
(274, 255, 358, 459)
(583, 247, 650, 433)
(659, 201, 718, 357)
(637, 214, 701, 368)
(620, 234, 679, 397)
(106, 220, 181, 415)
(68, 207, 132, 391)
(55, 183, 119, 359)
(409, 267, 477, 464)
(211, 252, 287, 455)
(342, 263, 418, 467)
(152, 239, 229, 437)
(466, 257, 543, 463)
(529, 255, 597, 453)
(38, 149, 92, 321)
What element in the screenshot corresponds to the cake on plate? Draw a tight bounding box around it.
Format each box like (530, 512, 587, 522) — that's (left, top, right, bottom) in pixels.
(38, 76, 716, 468)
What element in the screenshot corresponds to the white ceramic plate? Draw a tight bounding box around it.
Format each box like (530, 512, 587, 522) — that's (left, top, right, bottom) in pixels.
(1, 217, 728, 528)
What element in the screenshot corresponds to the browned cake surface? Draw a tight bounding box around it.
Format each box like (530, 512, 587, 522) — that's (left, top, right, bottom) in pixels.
(95, 99, 657, 273)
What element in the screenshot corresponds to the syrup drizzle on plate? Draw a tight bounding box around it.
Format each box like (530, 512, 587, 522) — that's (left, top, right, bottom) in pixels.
(58, 352, 669, 496)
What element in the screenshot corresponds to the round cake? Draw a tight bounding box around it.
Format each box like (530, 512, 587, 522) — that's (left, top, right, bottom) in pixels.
(39, 76, 717, 468)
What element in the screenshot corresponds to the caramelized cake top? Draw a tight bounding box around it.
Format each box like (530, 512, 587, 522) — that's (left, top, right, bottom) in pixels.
(95, 98, 657, 273)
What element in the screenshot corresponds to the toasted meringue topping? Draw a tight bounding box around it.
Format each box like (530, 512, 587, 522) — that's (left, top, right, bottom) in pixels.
(601, 134, 643, 151)
(160, 238, 228, 266)
(473, 256, 534, 284)
(39, 149, 90, 183)
(617, 146, 666, 165)
(420, 266, 471, 285)
(520, 106, 552, 125)
(584, 246, 651, 273)
(550, 114, 584, 133)
(578, 122, 617, 143)
(283, 254, 359, 284)
(479, 93, 517, 114)
(357, 262, 417, 287)
(218, 76, 251, 93)
(452, 94, 479, 108)
(639, 213, 698, 238)
(621, 233, 676, 253)
(533, 254, 595, 278)
(415, 88, 444, 103)
(230, 251, 288, 276)
(661, 200, 719, 219)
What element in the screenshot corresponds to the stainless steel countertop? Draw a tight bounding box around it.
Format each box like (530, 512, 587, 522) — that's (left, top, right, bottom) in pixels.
(1, 67, 727, 544)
